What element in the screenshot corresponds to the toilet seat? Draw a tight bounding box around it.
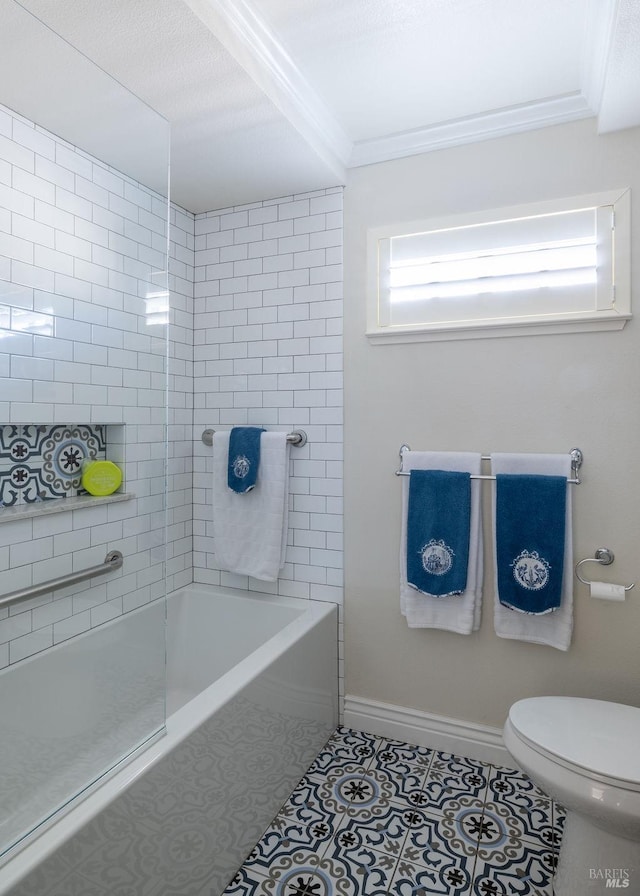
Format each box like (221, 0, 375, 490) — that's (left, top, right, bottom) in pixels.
(508, 696, 640, 792)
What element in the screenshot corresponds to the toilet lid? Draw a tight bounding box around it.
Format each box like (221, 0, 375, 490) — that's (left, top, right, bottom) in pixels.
(509, 697, 640, 789)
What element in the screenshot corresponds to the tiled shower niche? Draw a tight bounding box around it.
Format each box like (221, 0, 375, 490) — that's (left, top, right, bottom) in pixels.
(0, 425, 122, 508)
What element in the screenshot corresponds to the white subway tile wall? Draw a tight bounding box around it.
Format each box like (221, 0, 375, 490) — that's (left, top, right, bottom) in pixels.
(1, 100, 344, 695)
(167, 203, 195, 594)
(192, 190, 344, 682)
(0, 103, 172, 668)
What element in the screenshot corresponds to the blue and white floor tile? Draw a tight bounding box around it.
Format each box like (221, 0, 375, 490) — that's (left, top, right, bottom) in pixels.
(224, 727, 565, 896)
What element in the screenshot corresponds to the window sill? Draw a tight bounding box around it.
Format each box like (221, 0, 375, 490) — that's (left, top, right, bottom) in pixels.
(366, 310, 632, 344)
(0, 492, 135, 524)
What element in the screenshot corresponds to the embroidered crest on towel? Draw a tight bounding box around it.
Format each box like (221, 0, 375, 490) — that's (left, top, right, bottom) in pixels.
(511, 549, 551, 591)
(420, 539, 454, 576)
(232, 455, 251, 480)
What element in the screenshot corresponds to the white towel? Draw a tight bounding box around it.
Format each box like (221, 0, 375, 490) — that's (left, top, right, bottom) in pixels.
(491, 453, 573, 651)
(212, 431, 290, 581)
(400, 451, 483, 634)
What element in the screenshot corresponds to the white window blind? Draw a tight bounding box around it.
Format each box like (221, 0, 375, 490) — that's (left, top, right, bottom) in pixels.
(368, 189, 630, 343)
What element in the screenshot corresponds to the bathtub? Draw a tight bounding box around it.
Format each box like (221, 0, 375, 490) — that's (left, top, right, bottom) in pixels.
(0, 585, 338, 896)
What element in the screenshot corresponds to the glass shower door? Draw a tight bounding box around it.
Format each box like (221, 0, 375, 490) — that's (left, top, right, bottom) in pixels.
(0, 600, 167, 857)
(0, 0, 170, 860)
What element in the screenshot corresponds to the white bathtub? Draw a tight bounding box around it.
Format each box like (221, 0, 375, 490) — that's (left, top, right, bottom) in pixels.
(0, 585, 338, 896)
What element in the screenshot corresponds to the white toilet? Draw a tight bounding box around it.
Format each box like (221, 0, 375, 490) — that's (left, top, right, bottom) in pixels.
(503, 696, 640, 895)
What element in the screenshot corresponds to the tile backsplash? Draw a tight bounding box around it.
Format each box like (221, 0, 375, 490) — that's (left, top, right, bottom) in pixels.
(0, 424, 108, 506)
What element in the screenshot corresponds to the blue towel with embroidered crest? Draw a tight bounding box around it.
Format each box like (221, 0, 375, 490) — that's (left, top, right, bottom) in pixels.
(227, 427, 265, 493)
(496, 473, 567, 614)
(406, 469, 471, 596)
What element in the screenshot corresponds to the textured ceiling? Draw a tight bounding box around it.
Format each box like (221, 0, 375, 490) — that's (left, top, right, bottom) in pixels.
(3, 0, 640, 213)
(248, 0, 587, 139)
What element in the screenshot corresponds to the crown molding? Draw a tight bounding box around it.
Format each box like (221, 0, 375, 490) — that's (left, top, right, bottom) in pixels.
(349, 92, 594, 168)
(596, 0, 640, 133)
(182, 0, 351, 183)
(182, 0, 633, 179)
(581, 0, 619, 114)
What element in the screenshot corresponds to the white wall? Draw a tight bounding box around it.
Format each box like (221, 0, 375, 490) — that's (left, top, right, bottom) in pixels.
(343, 119, 640, 730)
(192, 190, 344, 596)
(0, 102, 343, 678)
(0, 103, 174, 667)
(191, 190, 345, 685)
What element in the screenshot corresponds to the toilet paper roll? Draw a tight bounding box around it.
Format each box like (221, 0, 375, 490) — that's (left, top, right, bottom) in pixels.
(589, 581, 626, 601)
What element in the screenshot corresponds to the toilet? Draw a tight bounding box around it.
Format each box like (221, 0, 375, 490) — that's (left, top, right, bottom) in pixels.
(503, 696, 640, 895)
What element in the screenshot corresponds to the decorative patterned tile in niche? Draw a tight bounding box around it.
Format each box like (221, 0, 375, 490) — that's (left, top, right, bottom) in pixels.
(0, 424, 107, 507)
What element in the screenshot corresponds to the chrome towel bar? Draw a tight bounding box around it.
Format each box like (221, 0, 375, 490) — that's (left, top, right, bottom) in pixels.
(0, 550, 124, 610)
(395, 445, 583, 484)
(201, 428, 307, 448)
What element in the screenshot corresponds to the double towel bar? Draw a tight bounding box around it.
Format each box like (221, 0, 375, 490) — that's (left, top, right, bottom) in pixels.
(395, 445, 583, 484)
(0, 550, 124, 610)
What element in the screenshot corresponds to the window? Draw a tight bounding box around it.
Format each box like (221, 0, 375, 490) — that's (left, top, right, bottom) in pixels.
(367, 189, 631, 343)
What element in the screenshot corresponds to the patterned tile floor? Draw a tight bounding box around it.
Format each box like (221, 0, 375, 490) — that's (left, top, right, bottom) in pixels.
(224, 727, 565, 896)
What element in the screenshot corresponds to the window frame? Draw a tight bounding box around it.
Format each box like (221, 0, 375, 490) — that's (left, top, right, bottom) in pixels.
(366, 188, 631, 344)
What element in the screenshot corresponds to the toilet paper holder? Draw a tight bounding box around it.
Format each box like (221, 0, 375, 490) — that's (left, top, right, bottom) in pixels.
(575, 548, 635, 591)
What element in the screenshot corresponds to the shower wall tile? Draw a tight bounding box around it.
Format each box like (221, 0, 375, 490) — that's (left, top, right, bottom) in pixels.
(192, 188, 344, 606)
(166, 202, 195, 594)
(0, 102, 173, 669)
(0, 104, 342, 691)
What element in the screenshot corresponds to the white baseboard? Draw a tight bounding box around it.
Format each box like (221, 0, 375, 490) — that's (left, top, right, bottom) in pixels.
(343, 694, 512, 767)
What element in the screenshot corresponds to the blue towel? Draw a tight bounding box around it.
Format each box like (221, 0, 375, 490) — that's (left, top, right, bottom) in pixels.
(406, 469, 471, 596)
(496, 473, 567, 614)
(227, 427, 265, 493)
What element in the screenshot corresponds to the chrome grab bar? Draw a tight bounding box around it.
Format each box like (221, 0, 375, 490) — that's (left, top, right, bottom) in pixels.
(0, 550, 124, 610)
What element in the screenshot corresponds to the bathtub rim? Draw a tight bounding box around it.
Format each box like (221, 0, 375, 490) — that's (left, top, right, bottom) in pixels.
(0, 584, 338, 895)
